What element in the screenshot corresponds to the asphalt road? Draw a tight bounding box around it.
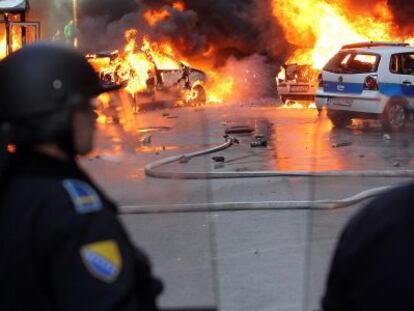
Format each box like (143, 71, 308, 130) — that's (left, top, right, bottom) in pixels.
(80, 98, 414, 310)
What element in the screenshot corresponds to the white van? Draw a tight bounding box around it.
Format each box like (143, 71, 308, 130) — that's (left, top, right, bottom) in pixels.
(316, 42, 414, 130)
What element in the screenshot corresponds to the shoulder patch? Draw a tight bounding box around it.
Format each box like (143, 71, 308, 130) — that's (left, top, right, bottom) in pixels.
(63, 179, 102, 214)
(80, 240, 122, 283)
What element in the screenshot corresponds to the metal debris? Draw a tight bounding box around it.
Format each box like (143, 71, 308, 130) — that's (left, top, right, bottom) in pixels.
(212, 156, 225, 162)
(141, 135, 152, 145)
(251, 136, 267, 148)
(179, 156, 191, 164)
(225, 125, 254, 134)
(332, 142, 352, 148)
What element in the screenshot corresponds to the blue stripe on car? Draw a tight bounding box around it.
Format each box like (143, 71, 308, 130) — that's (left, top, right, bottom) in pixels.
(324, 82, 414, 97)
(323, 82, 364, 94)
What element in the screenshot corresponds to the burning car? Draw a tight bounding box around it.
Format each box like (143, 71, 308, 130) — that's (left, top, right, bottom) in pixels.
(86, 50, 127, 87)
(86, 46, 208, 109)
(139, 62, 207, 107)
(276, 63, 319, 104)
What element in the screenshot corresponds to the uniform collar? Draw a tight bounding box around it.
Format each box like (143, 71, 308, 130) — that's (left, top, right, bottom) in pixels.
(8, 151, 82, 179)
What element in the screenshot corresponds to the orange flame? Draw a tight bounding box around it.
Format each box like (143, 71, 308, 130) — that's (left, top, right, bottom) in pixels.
(272, 0, 414, 69)
(144, 1, 186, 27)
(144, 9, 170, 27)
(90, 27, 236, 111)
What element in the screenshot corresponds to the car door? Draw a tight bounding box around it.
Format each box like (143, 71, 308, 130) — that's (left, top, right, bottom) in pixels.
(395, 53, 414, 106)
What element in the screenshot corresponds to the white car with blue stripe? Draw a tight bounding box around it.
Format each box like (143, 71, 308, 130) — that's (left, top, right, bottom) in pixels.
(316, 42, 414, 130)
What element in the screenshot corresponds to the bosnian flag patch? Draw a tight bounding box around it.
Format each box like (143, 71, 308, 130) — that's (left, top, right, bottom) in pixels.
(80, 240, 122, 283)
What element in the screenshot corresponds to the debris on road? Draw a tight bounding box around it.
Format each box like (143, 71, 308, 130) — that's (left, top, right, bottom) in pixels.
(332, 142, 352, 148)
(162, 112, 170, 117)
(141, 135, 152, 145)
(251, 135, 268, 148)
(225, 125, 254, 134)
(251, 119, 271, 148)
(393, 161, 400, 167)
(179, 155, 191, 164)
(383, 133, 391, 141)
(212, 156, 225, 162)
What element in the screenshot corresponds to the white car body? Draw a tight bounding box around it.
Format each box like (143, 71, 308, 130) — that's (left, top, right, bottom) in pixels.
(316, 42, 414, 129)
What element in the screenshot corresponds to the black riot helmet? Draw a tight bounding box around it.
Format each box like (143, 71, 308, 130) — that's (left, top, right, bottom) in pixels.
(0, 42, 119, 155)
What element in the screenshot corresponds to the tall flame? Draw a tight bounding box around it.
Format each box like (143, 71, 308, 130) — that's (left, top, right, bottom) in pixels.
(272, 0, 414, 69)
(89, 28, 235, 105)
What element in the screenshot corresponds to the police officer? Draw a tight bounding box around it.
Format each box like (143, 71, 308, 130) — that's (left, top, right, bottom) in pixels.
(0, 43, 162, 310)
(322, 183, 414, 310)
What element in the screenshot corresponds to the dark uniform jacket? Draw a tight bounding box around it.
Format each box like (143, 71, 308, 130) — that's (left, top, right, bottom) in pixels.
(0, 151, 162, 311)
(322, 183, 414, 311)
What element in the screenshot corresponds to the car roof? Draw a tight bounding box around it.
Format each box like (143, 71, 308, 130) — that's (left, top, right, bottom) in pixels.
(340, 46, 414, 55)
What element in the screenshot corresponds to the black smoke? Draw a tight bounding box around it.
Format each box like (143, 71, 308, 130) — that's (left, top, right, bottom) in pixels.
(25, 0, 414, 67)
(388, 0, 414, 34)
(73, 0, 285, 66)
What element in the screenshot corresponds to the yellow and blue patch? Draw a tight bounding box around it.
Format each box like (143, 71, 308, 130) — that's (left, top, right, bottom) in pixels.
(63, 179, 102, 214)
(80, 240, 122, 283)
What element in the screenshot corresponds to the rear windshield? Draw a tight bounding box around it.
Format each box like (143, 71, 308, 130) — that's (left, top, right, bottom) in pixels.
(323, 52, 380, 74)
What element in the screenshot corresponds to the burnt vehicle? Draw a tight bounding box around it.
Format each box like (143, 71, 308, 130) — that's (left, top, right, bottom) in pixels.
(86, 50, 207, 108)
(276, 63, 319, 104)
(85, 50, 128, 87)
(140, 62, 207, 107)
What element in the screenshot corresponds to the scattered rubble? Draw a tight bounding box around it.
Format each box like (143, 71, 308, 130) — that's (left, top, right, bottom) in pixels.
(179, 156, 191, 164)
(251, 136, 268, 148)
(212, 156, 225, 162)
(332, 142, 352, 148)
(225, 125, 254, 134)
(141, 135, 152, 145)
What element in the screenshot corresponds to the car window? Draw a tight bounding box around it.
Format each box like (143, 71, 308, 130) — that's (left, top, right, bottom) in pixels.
(324, 52, 380, 74)
(390, 53, 414, 75)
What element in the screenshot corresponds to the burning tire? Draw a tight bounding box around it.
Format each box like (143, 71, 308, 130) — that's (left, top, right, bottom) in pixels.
(381, 100, 407, 132)
(186, 84, 207, 106)
(327, 110, 352, 128)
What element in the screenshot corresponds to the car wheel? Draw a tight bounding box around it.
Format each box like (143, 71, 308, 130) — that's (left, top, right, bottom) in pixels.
(186, 84, 207, 106)
(381, 101, 406, 131)
(327, 110, 352, 128)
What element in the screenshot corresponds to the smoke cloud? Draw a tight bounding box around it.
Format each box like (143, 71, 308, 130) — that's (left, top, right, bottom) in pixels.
(24, 0, 414, 66)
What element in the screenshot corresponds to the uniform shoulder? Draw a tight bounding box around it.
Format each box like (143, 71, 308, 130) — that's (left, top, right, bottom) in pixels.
(13, 176, 105, 215)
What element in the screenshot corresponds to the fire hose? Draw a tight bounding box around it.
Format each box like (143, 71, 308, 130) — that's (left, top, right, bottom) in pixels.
(119, 137, 414, 214)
